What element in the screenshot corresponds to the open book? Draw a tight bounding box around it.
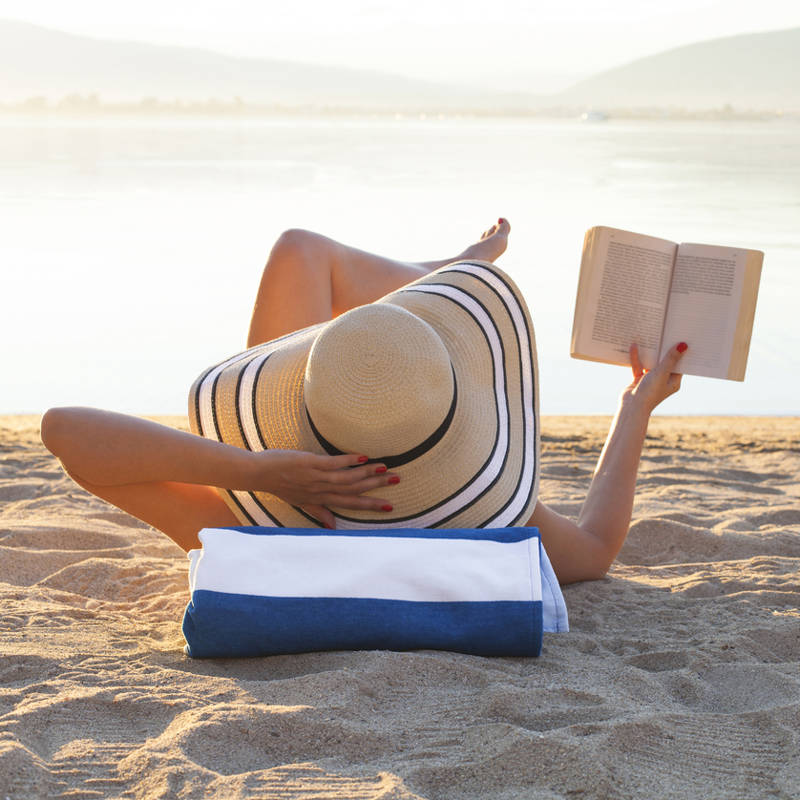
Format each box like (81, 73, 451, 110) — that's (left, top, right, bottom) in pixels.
(570, 226, 763, 381)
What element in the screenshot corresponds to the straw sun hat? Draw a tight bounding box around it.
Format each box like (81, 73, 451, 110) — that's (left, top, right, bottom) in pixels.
(189, 260, 539, 529)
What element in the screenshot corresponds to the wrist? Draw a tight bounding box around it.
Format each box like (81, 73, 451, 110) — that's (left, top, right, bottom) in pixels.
(241, 447, 276, 492)
(617, 390, 652, 427)
(214, 443, 266, 491)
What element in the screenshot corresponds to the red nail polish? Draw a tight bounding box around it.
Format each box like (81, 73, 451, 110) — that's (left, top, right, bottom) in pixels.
(375, 465, 387, 474)
(677, 342, 688, 353)
(381, 504, 393, 512)
(357, 455, 368, 463)
(388, 476, 400, 485)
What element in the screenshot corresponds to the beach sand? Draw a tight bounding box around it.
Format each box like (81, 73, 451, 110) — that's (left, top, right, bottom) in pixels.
(1, 414, 798, 799)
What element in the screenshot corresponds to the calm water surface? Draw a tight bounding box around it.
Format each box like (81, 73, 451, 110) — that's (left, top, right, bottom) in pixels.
(2, 116, 798, 414)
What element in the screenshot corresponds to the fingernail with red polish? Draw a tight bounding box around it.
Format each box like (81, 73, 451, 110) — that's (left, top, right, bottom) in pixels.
(375, 465, 387, 474)
(357, 455, 368, 463)
(677, 342, 688, 353)
(381, 504, 393, 512)
(388, 475, 400, 485)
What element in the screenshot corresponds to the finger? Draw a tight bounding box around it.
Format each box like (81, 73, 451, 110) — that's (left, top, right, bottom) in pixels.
(666, 373, 683, 395)
(333, 474, 400, 495)
(629, 343, 644, 379)
(313, 452, 370, 471)
(656, 341, 688, 376)
(301, 504, 336, 529)
(316, 464, 387, 487)
(308, 472, 398, 495)
(320, 493, 394, 512)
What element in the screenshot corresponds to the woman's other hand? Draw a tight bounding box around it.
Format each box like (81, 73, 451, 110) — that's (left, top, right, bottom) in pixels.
(248, 450, 398, 529)
(624, 342, 687, 414)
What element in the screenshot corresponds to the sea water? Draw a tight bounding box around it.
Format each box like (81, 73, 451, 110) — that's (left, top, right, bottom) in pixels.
(1, 115, 798, 415)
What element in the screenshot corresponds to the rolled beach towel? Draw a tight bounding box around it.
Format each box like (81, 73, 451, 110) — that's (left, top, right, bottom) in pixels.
(182, 526, 568, 659)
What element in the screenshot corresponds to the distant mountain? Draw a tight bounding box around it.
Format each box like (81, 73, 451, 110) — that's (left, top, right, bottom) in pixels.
(554, 27, 800, 111)
(1, 19, 797, 114)
(0, 18, 523, 111)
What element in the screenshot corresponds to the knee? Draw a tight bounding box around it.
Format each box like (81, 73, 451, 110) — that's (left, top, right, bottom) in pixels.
(268, 229, 329, 268)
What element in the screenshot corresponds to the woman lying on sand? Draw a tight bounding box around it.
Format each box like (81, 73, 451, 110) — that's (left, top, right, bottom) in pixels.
(41, 219, 686, 585)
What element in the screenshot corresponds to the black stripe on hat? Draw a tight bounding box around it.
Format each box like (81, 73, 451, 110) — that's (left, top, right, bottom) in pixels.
(305, 367, 458, 470)
(209, 366, 258, 525)
(193, 365, 254, 521)
(194, 346, 286, 526)
(250, 354, 272, 451)
(448, 263, 537, 526)
(225, 488, 258, 526)
(233, 351, 263, 449)
(191, 364, 216, 438)
(233, 352, 284, 527)
(197, 353, 263, 526)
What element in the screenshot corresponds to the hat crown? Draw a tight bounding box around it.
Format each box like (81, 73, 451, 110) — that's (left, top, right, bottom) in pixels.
(304, 303, 454, 457)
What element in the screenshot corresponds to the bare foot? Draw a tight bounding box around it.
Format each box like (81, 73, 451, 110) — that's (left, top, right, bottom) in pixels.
(461, 218, 511, 262)
(419, 218, 511, 272)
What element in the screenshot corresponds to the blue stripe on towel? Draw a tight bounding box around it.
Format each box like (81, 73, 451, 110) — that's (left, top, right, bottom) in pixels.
(181, 526, 568, 658)
(183, 594, 542, 658)
(214, 526, 539, 544)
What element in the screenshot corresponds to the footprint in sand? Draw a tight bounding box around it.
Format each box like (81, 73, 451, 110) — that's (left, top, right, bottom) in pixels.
(625, 650, 691, 672)
(596, 713, 790, 797)
(173, 703, 392, 774)
(481, 685, 614, 731)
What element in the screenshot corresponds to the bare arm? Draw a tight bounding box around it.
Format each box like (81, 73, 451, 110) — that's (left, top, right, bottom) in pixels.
(529, 342, 687, 584)
(40, 407, 397, 526)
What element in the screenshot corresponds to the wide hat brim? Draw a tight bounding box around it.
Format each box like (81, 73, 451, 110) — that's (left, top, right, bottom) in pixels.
(189, 260, 539, 529)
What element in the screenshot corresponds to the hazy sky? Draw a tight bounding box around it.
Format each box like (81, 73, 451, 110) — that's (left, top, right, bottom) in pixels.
(1, 0, 799, 91)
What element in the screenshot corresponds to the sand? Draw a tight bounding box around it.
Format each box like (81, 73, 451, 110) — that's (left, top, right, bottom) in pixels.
(1, 414, 799, 799)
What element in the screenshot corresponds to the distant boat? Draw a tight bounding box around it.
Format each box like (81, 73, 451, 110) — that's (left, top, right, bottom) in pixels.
(581, 110, 608, 122)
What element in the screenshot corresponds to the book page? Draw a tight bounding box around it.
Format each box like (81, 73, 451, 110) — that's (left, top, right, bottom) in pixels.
(571, 227, 676, 370)
(659, 243, 749, 378)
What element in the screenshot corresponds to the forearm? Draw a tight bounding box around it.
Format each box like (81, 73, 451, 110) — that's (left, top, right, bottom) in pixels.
(577, 395, 650, 566)
(41, 407, 253, 488)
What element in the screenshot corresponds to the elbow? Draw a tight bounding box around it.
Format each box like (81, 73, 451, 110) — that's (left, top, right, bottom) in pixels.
(40, 406, 78, 457)
(40, 407, 61, 454)
(579, 535, 618, 583)
(584, 560, 613, 582)
(570, 562, 613, 585)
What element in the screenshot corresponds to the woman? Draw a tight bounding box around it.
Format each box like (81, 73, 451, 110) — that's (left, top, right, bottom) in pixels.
(40, 219, 686, 585)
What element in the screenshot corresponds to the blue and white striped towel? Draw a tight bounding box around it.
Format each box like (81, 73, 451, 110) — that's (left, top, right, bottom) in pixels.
(182, 527, 568, 658)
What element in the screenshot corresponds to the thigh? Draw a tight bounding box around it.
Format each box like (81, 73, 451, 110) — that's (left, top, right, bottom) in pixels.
(329, 243, 429, 317)
(68, 471, 240, 553)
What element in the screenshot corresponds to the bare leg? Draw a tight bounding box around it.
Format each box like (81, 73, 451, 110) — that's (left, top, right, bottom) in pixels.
(67, 472, 238, 553)
(247, 219, 510, 346)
